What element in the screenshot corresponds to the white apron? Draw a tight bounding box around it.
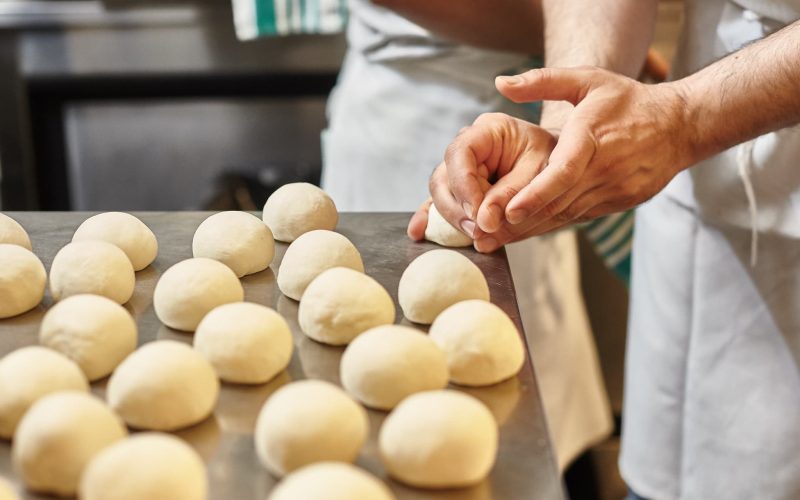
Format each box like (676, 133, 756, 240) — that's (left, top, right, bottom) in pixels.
(620, 1, 800, 498)
(323, 0, 613, 471)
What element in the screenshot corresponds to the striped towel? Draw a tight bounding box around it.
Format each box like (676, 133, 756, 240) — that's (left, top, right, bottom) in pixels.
(232, 0, 347, 40)
(581, 210, 633, 286)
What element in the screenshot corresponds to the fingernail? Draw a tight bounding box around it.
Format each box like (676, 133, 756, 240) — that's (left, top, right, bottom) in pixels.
(460, 219, 476, 238)
(497, 75, 522, 86)
(475, 236, 499, 253)
(507, 208, 530, 224)
(462, 202, 474, 219)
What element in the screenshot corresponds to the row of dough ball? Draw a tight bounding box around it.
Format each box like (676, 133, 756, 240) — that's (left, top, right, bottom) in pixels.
(256, 380, 497, 491)
(0, 212, 158, 319)
(10, 389, 206, 499)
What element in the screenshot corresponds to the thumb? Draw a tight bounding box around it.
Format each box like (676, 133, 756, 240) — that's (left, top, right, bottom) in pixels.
(495, 67, 601, 105)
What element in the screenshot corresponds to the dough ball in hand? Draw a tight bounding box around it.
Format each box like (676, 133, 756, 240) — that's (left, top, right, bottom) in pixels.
(12, 391, 127, 497)
(269, 462, 395, 500)
(39, 294, 138, 381)
(340, 325, 448, 410)
(49, 241, 135, 304)
(194, 302, 293, 384)
(424, 204, 473, 248)
(263, 183, 338, 242)
(80, 433, 207, 500)
(0, 346, 89, 439)
(429, 300, 525, 386)
(278, 230, 364, 301)
(107, 340, 219, 431)
(153, 258, 244, 332)
(0, 244, 46, 319)
(72, 212, 158, 271)
(0, 213, 31, 250)
(192, 211, 275, 277)
(379, 390, 497, 489)
(299, 267, 395, 345)
(255, 380, 368, 477)
(398, 249, 489, 324)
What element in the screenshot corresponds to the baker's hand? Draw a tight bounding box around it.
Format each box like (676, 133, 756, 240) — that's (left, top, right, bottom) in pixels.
(483, 67, 693, 241)
(410, 116, 557, 250)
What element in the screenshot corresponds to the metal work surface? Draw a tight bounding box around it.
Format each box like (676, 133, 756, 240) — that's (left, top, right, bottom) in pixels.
(0, 212, 563, 500)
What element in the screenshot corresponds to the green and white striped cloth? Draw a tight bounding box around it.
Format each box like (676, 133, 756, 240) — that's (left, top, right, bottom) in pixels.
(230, 0, 634, 286)
(231, 0, 347, 40)
(581, 211, 633, 285)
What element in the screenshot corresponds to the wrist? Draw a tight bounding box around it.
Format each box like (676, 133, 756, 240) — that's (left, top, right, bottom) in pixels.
(661, 77, 707, 171)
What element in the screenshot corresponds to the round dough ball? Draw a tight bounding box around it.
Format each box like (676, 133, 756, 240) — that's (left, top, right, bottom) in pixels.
(255, 380, 368, 476)
(263, 183, 338, 242)
(298, 267, 395, 345)
(0, 478, 20, 500)
(194, 302, 293, 384)
(49, 241, 135, 304)
(278, 230, 364, 301)
(72, 212, 158, 271)
(192, 211, 275, 277)
(0, 346, 89, 439)
(429, 300, 525, 386)
(0, 213, 31, 250)
(269, 462, 395, 500)
(107, 340, 219, 431)
(80, 433, 207, 500)
(424, 204, 472, 248)
(0, 244, 46, 319)
(12, 391, 127, 496)
(340, 325, 448, 410)
(398, 249, 489, 324)
(153, 258, 244, 332)
(379, 390, 497, 488)
(39, 294, 138, 381)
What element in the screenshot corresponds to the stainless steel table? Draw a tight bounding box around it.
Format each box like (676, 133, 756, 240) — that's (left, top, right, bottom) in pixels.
(0, 212, 564, 500)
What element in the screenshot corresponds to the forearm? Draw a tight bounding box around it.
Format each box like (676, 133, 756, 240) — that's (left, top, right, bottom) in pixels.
(676, 20, 800, 166)
(540, 0, 658, 129)
(370, 0, 543, 55)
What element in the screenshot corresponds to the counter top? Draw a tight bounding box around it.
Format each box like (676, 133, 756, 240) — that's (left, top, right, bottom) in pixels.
(0, 212, 564, 500)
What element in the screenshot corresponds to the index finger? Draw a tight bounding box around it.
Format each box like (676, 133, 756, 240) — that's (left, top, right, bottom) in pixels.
(443, 114, 509, 219)
(506, 122, 596, 224)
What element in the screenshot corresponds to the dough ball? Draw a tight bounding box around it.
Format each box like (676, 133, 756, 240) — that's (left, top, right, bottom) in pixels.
(194, 302, 293, 384)
(263, 183, 338, 242)
(80, 433, 207, 500)
(379, 390, 497, 488)
(12, 391, 127, 496)
(298, 267, 395, 345)
(0, 346, 89, 439)
(340, 325, 448, 410)
(429, 300, 525, 386)
(255, 380, 368, 476)
(424, 204, 472, 248)
(0, 478, 19, 500)
(0, 244, 46, 319)
(72, 212, 158, 271)
(269, 462, 395, 500)
(192, 211, 275, 277)
(153, 258, 244, 332)
(0, 213, 31, 250)
(398, 249, 489, 324)
(39, 294, 138, 381)
(107, 340, 219, 431)
(278, 230, 364, 301)
(49, 241, 135, 304)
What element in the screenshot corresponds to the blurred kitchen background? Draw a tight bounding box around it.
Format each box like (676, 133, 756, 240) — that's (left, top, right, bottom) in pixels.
(0, 1, 683, 498)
